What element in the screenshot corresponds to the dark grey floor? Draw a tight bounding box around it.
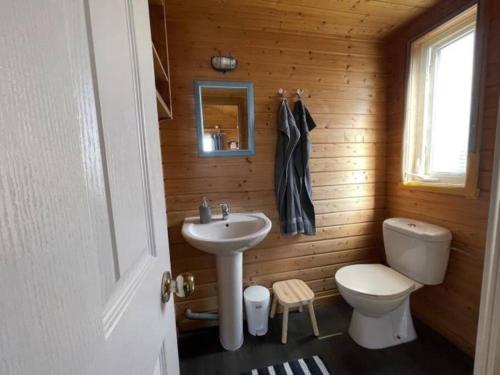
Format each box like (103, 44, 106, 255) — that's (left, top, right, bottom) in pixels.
(178, 300, 473, 375)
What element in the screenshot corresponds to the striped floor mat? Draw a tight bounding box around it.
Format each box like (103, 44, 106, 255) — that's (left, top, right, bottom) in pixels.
(241, 355, 330, 375)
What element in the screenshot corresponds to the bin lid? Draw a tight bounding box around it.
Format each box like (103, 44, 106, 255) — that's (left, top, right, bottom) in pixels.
(244, 285, 270, 302)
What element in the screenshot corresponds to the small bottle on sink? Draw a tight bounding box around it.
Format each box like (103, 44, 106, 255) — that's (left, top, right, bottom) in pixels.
(199, 197, 212, 224)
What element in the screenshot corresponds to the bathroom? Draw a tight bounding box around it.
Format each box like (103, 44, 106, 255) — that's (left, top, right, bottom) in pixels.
(1, 0, 500, 374)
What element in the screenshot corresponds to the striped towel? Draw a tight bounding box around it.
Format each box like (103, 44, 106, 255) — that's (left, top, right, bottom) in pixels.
(241, 355, 330, 375)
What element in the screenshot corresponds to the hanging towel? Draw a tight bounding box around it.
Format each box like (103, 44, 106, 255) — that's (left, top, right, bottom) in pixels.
(292, 99, 316, 235)
(275, 99, 305, 235)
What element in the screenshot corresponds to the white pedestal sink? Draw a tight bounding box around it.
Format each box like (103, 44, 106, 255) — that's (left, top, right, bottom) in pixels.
(182, 212, 272, 351)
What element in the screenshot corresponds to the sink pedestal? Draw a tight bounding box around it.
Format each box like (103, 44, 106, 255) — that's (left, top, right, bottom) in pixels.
(216, 253, 243, 351)
(181, 212, 272, 351)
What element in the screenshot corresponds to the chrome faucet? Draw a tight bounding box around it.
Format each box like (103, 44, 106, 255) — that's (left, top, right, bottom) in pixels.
(220, 203, 229, 220)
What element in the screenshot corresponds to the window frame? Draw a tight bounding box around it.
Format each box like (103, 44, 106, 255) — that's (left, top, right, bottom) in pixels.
(401, 3, 483, 197)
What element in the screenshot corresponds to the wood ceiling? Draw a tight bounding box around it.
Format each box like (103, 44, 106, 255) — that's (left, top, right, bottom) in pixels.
(168, 0, 441, 40)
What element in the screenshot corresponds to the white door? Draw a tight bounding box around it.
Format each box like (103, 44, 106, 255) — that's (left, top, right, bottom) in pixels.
(0, 1, 179, 375)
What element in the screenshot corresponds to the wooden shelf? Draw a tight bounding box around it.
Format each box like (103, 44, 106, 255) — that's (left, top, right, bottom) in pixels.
(156, 90, 172, 120)
(152, 43, 169, 83)
(148, 0, 172, 120)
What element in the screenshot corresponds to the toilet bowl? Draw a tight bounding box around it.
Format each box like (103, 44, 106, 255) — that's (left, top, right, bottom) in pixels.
(336, 264, 423, 348)
(335, 218, 451, 349)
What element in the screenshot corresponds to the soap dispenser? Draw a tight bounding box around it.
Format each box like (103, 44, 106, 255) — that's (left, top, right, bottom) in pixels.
(199, 197, 212, 224)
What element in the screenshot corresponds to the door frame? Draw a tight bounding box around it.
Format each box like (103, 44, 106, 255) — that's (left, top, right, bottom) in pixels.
(474, 93, 500, 374)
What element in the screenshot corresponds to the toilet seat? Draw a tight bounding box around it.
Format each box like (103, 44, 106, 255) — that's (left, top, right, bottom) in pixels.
(335, 264, 418, 300)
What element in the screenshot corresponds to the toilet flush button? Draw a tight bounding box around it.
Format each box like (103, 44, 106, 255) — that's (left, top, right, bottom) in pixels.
(407, 223, 416, 228)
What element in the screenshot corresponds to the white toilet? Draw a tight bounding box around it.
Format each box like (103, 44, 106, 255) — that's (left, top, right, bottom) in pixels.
(335, 217, 451, 349)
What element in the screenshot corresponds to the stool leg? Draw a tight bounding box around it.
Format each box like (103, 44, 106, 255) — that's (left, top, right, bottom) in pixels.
(270, 295, 278, 318)
(281, 306, 289, 344)
(308, 302, 319, 336)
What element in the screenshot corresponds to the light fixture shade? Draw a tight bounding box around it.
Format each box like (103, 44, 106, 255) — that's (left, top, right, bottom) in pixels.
(211, 54, 238, 73)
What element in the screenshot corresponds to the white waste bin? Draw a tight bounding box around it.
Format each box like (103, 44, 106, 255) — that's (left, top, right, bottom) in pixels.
(244, 285, 270, 336)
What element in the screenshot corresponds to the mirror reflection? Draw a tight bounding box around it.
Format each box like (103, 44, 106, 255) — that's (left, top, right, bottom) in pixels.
(201, 88, 248, 152)
(195, 81, 254, 157)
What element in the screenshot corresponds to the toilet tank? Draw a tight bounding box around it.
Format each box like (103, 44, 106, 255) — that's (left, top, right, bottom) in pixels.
(383, 218, 452, 285)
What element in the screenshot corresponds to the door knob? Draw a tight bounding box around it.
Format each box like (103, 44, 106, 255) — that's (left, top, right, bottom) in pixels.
(161, 271, 195, 303)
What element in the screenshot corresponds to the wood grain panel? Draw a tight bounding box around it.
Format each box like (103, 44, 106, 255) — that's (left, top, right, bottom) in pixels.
(162, 0, 498, 357)
(384, 0, 499, 356)
(166, 0, 439, 40)
(162, 0, 391, 332)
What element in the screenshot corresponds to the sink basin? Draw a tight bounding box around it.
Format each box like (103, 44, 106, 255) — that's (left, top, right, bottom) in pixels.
(181, 212, 272, 351)
(182, 212, 272, 255)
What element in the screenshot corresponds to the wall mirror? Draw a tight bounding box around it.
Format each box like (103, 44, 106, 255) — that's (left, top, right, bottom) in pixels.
(194, 80, 255, 157)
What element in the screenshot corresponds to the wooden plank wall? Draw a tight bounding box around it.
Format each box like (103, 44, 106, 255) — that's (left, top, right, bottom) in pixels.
(384, 0, 500, 356)
(162, 0, 388, 331)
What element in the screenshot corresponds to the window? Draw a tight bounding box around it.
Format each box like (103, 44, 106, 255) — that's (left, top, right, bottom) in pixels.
(403, 5, 478, 190)
(202, 134, 215, 152)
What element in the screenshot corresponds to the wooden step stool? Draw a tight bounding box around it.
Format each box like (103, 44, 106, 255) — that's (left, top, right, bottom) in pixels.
(270, 279, 319, 344)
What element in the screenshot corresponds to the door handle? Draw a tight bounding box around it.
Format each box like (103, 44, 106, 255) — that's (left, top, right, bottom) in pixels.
(161, 271, 195, 303)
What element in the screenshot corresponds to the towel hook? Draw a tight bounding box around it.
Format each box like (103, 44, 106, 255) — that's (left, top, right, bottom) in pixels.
(277, 88, 287, 99)
(295, 88, 304, 99)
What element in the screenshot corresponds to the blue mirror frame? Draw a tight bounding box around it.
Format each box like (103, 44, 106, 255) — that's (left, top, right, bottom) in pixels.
(194, 80, 255, 157)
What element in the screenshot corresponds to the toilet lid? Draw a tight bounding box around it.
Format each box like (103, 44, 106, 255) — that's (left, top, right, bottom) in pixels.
(335, 264, 416, 298)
